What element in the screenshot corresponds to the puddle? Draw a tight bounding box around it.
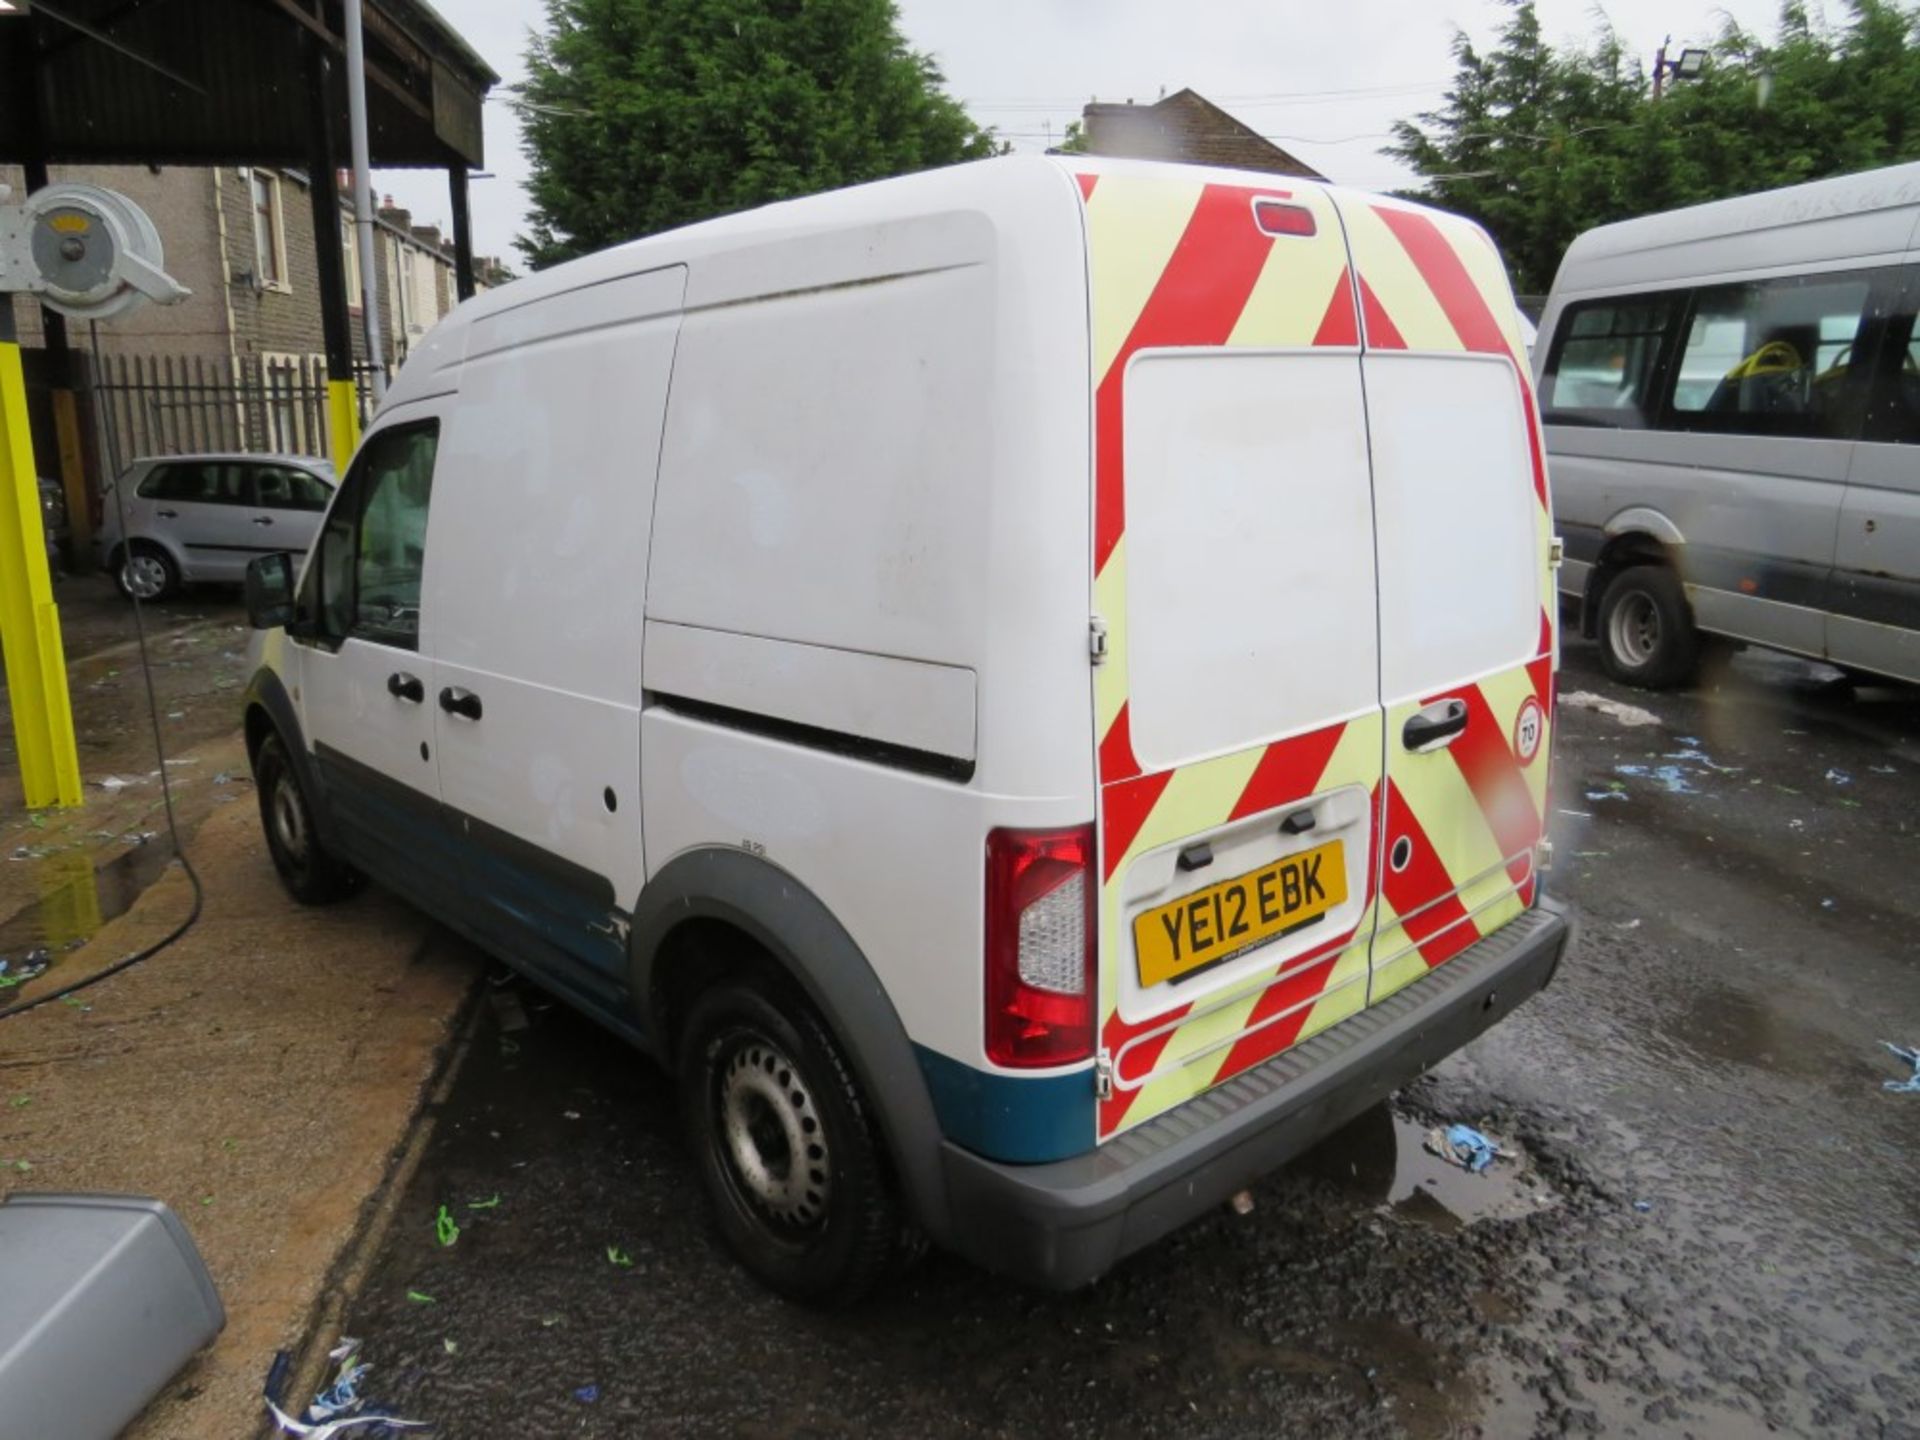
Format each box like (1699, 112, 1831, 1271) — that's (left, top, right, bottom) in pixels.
(1658, 982, 1856, 1080)
(0, 840, 177, 967)
(1293, 1105, 1553, 1231)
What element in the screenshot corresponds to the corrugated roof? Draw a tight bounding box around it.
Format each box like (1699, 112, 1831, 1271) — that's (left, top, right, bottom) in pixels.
(0, 0, 495, 168)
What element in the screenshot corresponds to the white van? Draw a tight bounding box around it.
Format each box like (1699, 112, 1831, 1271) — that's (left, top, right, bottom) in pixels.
(1535, 163, 1920, 687)
(241, 156, 1571, 1302)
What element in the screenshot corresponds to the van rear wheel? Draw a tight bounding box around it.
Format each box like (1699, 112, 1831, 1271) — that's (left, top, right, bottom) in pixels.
(678, 978, 899, 1307)
(1597, 564, 1700, 690)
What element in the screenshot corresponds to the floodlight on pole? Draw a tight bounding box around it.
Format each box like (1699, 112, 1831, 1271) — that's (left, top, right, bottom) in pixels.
(1652, 36, 1710, 100)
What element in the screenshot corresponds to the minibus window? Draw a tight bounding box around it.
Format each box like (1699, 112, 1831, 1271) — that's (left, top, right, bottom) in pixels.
(1670, 273, 1873, 438)
(1542, 297, 1676, 427)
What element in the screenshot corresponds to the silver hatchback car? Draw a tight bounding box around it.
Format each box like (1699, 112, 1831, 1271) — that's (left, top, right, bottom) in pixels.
(98, 453, 334, 601)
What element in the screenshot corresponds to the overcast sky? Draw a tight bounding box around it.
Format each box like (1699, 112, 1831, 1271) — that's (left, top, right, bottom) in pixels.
(378, 0, 1786, 267)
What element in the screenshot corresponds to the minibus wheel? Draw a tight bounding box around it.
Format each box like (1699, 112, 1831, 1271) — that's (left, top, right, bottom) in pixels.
(678, 977, 899, 1306)
(1597, 564, 1700, 689)
(252, 733, 359, 904)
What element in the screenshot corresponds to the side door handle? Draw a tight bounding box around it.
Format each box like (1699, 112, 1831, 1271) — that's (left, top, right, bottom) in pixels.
(251, 515, 275, 526)
(1402, 698, 1469, 752)
(155, 508, 178, 519)
(438, 686, 483, 722)
(387, 671, 425, 704)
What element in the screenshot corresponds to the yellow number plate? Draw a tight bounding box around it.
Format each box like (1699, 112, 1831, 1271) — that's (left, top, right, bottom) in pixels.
(1133, 839, 1346, 988)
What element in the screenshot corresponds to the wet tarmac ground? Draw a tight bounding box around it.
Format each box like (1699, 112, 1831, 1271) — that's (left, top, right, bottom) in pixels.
(336, 633, 1920, 1439)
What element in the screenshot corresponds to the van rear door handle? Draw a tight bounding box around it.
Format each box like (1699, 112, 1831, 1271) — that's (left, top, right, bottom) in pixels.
(155, 508, 178, 518)
(251, 515, 275, 526)
(387, 671, 424, 704)
(1402, 698, 1469, 752)
(438, 686, 483, 721)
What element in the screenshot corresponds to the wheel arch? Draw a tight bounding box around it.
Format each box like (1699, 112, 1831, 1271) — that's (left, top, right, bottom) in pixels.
(1583, 521, 1683, 639)
(242, 665, 339, 848)
(628, 847, 953, 1243)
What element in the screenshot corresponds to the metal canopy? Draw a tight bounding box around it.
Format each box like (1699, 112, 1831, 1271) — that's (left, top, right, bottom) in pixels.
(0, 0, 497, 169)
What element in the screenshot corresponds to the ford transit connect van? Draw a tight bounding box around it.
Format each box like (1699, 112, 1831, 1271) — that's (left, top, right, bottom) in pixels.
(242, 156, 1572, 1303)
(1535, 162, 1920, 687)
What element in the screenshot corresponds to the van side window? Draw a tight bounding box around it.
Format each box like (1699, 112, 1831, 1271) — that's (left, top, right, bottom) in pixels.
(1541, 298, 1676, 427)
(295, 420, 440, 651)
(1669, 273, 1873, 438)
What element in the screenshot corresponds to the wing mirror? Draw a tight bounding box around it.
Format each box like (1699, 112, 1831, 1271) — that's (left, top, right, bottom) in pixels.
(243, 552, 295, 630)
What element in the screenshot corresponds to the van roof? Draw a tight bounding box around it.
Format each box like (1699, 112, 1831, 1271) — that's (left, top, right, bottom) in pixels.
(1554, 160, 1920, 287)
(393, 158, 1451, 385)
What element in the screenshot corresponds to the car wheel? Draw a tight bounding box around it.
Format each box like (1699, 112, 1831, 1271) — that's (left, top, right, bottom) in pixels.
(251, 732, 357, 904)
(678, 977, 900, 1307)
(1597, 564, 1701, 689)
(117, 543, 178, 602)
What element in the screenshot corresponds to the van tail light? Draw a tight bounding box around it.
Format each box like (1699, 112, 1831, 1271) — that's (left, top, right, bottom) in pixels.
(985, 824, 1097, 1068)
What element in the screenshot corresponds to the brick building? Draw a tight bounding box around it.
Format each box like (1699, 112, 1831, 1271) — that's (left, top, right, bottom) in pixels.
(0, 163, 511, 372)
(1078, 89, 1326, 179)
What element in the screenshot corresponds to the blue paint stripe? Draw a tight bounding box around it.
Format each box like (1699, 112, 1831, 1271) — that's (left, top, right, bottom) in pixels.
(914, 1044, 1095, 1164)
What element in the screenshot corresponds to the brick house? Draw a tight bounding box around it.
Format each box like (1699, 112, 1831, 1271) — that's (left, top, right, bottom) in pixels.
(2, 162, 512, 470)
(1078, 89, 1326, 179)
(1, 163, 509, 370)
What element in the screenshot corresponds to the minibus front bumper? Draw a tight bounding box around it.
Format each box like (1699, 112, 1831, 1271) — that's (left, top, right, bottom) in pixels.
(936, 896, 1572, 1291)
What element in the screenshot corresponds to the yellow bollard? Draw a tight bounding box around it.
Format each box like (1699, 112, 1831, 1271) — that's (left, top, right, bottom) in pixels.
(0, 338, 83, 808)
(327, 376, 361, 474)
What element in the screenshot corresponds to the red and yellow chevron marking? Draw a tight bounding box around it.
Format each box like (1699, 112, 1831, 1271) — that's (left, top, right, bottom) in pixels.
(1345, 194, 1557, 1005)
(1075, 168, 1369, 1139)
(1071, 166, 1557, 1141)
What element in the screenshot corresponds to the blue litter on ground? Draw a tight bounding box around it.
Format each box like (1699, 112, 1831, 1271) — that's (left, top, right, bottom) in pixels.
(1826, 768, 1853, 786)
(1426, 1124, 1504, 1174)
(575, 1385, 600, 1404)
(1615, 763, 1698, 794)
(1633, 1199, 1653, 1212)
(1881, 1042, 1920, 1094)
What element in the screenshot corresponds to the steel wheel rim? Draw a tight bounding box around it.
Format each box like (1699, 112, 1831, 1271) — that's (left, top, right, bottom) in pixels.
(1609, 590, 1660, 668)
(718, 1036, 830, 1231)
(271, 775, 309, 864)
(123, 554, 167, 599)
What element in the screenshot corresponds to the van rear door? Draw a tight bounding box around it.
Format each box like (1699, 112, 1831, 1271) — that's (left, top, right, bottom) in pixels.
(1075, 170, 1387, 1141)
(1328, 194, 1555, 1003)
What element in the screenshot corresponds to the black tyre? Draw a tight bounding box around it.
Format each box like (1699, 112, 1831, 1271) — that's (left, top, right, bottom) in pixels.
(1596, 564, 1701, 689)
(678, 978, 899, 1306)
(252, 733, 357, 904)
(116, 542, 178, 602)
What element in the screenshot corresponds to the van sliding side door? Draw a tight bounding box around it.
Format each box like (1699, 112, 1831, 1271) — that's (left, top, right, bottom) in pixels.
(1828, 263, 1920, 682)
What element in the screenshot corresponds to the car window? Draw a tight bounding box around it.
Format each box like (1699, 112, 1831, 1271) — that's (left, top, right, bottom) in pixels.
(137, 462, 249, 504)
(1668, 272, 1874, 438)
(1541, 297, 1677, 428)
(297, 421, 440, 651)
(253, 465, 332, 512)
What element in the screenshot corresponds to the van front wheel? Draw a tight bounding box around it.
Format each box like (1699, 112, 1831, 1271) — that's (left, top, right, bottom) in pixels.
(678, 979, 899, 1306)
(252, 733, 358, 904)
(1597, 564, 1700, 689)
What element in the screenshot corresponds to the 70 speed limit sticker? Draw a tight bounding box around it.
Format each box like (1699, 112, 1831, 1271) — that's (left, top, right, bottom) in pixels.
(1513, 697, 1544, 765)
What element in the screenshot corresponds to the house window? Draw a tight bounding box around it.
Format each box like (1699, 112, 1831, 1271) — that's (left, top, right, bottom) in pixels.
(250, 171, 286, 289)
(392, 237, 412, 334)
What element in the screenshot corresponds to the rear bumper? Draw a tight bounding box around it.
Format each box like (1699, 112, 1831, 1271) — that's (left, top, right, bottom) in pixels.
(937, 896, 1572, 1290)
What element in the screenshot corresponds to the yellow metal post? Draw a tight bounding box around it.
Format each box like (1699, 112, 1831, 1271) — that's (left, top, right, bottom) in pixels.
(0, 337, 84, 808)
(328, 377, 361, 473)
